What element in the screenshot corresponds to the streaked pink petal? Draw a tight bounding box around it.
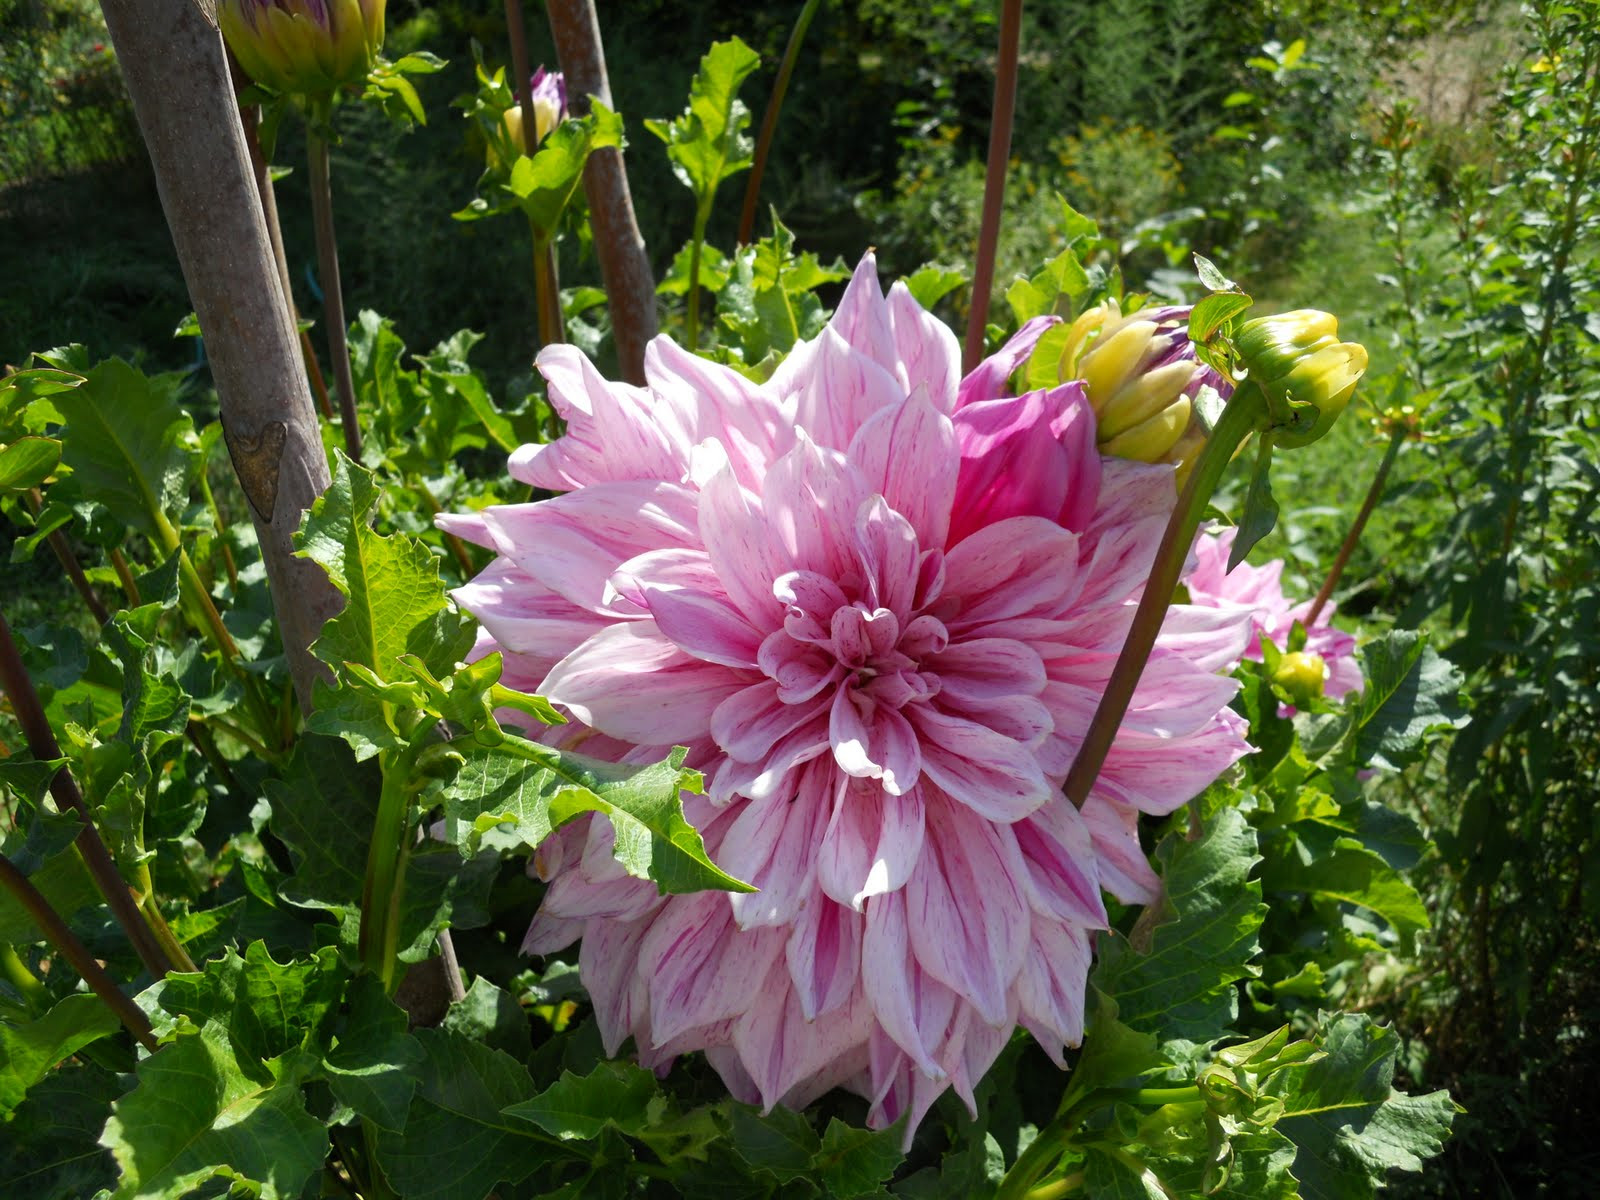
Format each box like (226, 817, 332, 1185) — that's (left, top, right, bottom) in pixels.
(817, 778, 927, 909)
(846, 391, 958, 548)
(909, 706, 1052, 822)
(887, 281, 961, 410)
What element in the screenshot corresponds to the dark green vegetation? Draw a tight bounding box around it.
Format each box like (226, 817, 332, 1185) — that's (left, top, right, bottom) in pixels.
(2, 0, 1596, 1197)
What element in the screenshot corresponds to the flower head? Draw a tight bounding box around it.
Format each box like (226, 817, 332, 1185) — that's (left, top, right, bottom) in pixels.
(218, 0, 385, 97)
(495, 67, 568, 165)
(441, 255, 1253, 1140)
(1060, 301, 1233, 486)
(1185, 526, 1363, 700)
(1234, 309, 1367, 448)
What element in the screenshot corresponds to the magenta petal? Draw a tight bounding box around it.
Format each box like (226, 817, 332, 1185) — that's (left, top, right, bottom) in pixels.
(904, 794, 1030, 1024)
(955, 314, 1059, 410)
(611, 548, 765, 668)
(830, 688, 922, 794)
(784, 327, 906, 452)
(853, 496, 922, 620)
(762, 433, 874, 582)
(733, 960, 872, 1110)
(1080, 794, 1160, 904)
(542, 621, 748, 744)
(817, 778, 927, 909)
(579, 917, 652, 1056)
(700, 465, 784, 626)
(887, 281, 961, 411)
(824, 252, 899, 374)
(712, 680, 828, 763)
(644, 336, 791, 487)
(717, 783, 830, 928)
(1014, 800, 1108, 928)
(846, 392, 958, 549)
(928, 637, 1047, 701)
(785, 893, 864, 1020)
(942, 516, 1083, 630)
(909, 706, 1052, 822)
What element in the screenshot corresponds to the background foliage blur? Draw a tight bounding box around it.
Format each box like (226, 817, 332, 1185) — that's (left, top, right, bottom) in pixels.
(2, 0, 1595, 1195)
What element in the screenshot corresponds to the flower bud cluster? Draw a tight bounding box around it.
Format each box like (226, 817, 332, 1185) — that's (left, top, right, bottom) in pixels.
(218, 0, 385, 98)
(491, 67, 568, 168)
(1233, 310, 1368, 448)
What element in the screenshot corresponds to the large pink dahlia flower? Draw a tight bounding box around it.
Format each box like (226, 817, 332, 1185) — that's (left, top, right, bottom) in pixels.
(440, 255, 1254, 1137)
(1186, 526, 1363, 701)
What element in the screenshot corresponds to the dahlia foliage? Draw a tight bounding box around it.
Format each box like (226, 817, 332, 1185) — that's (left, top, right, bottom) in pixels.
(441, 255, 1256, 1134)
(1186, 526, 1363, 701)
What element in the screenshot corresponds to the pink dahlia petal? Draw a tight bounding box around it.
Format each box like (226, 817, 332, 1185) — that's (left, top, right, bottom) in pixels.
(716, 783, 830, 929)
(862, 890, 957, 1078)
(639, 893, 787, 1045)
(579, 917, 652, 1056)
(955, 314, 1058, 410)
(699, 466, 784, 626)
(782, 326, 905, 452)
(733, 963, 874, 1111)
(886, 281, 961, 409)
(610, 548, 764, 668)
(1014, 799, 1109, 928)
(1016, 917, 1092, 1066)
(830, 688, 922, 794)
(816, 778, 927, 909)
(512, 344, 690, 489)
(846, 392, 958, 551)
(941, 517, 1086, 630)
(785, 893, 864, 1020)
(910, 706, 1052, 822)
(644, 336, 791, 487)
(1080, 794, 1161, 904)
(762, 433, 874, 583)
(825, 252, 900, 375)
(542, 621, 749, 744)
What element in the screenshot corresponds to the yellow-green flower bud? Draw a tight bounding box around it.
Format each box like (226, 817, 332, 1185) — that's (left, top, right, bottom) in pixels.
(1234, 310, 1367, 448)
(1272, 650, 1328, 707)
(487, 67, 568, 169)
(218, 0, 385, 98)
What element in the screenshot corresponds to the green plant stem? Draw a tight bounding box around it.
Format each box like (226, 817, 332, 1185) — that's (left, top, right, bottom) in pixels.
(27, 489, 111, 624)
(360, 738, 424, 992)
(175, 547, 282, 751)
(737, 0, 822, 245)
(109, 547, 141, 607)
(1023, 1174, 1083, 1200)
(962, 0, 1023, 373)
(0, 854, 159, 1052)
(1307, 422, 1405, 626)
(196, 460, 239, 589)
(0, 607, 174, 978)
(1063, 384, 1269, 809)
(532, 230, 564, 351)
(307, 124, 363, 462)
(135, 862, 197, 974)
(0, 943, 48, 1015)
(686, 211, 708, 353)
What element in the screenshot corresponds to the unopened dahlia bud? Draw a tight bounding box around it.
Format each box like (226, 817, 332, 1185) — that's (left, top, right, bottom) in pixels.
(219, 0, 386, 97)
(493, 67, 567, 166)
(1063, 301, 1232, 482)
(1272, 650, 1328, 707)
(1234, 310, 1367, 448)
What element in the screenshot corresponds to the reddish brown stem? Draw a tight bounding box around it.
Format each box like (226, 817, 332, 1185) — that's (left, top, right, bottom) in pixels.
(27, 488, 110, 624)
(0, 608, 173, 977)
(1307, 423, 1405, 626)
(962, 0, 1023, 373)
(738, 0, 822, 246)
(0, 855, 159, 1052)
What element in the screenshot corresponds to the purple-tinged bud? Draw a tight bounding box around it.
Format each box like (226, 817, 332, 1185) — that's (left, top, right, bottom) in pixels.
(218, 0, 386, 97)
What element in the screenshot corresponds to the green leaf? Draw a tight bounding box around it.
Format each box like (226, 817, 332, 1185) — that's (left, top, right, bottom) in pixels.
(322, 972, 424, 1131)
(1230, 435, 1280, 569)
(0, 992, 120, 1115)
(1344, 632, 1467, 769)
(295, 452, 473, 684)
(1005, 247, 1091, 325)
(728, 1104, 821, 1185)
(815, 1118, 904, 1199)
(1269, 1013, 1455, 1199)
(506, 102, 625, 235)
(646, 38, 762, 213)
(1092, 808, 1265, 1042)
(0, 1063, 120, 1199)
(0, 435, 61, 494)
(1262, 839, 1429, 946)
(504, 1060, 662, 1140)
(441, 975, 533, 1059)
(445, 738, 753, 894)
(100, 1030, 328, 1200)
(263, 732, 381, 913)
(1188, 292, 1254, 344)
(1193, 253, 1240, 293)
(19, 356, 198, 549)
(1083, 1148, 1168, 1199)
(901, 266, 967, 312)
(376, 1028, 554, 1200)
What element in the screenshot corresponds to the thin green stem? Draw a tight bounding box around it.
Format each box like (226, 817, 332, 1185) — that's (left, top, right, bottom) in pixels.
(0, 854, 158, 1052)
(360, 735, 425, 992)
(109, 547, 142, 608)
(135, 862, 197, 974)
(686, 211, 708, 353)
(0, 943, 48, 1015)
(962, 0, 1023, 373)
(737, 0, 823, 246)
(1023, 1174, 1083, 1200)
(1063, 384, 1269, 809)
(532, 230, 564, 351)
(1306, 422, 1405, 626)
(307, 123, 363, 462)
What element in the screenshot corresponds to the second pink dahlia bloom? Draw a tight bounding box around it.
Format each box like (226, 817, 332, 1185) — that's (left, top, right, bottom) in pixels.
(1186, 526, 1363, 701)
(441, 255, 1253, 1137)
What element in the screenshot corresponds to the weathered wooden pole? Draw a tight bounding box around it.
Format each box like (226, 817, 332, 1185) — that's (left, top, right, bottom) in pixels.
(547, 0, 658, 385)
(98, 0, 341, 710)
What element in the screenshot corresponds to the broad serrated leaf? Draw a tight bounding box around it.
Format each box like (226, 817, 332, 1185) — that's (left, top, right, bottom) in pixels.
(505, 1060, 662, 1140)
(441, 976, 533, 1059)
(262, 733, 380, 914)
(322, 972, 424, 1131)
(1262, 838, 1429, 945)
(0, 992, 120, 1115)
(1083, 1147, 1168, 1199)
(901, 266, 967, 312)
(394, 841, 497, 963)
(728, 1104, 821, 1185)
(1092, 808, 1265, 1043)
(1343, 632, 1467, 769)
(0, 1062, 120, 1198)
(295, 452, 473, 682)
(1005, 246, 1091, 325)
(815, 1118, 904, 1199)
(1269, 1013, 1455, 1199)
(376, 1028, 554, 1200)
(646, 38, 761, 210)
(445, 738, 752, 894)
(22, 355, 199, 547)
(100, 1031, 327, 1200)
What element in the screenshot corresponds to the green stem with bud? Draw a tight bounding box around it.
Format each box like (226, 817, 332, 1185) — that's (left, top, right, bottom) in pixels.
(1063, 383, 1270, 810)
(686, 209, 708, 354)
(307, 121, 363, 463)
(1307, 421, 1405, 626)
(737, 0, 822, 246)
(359, 717, 435, 992)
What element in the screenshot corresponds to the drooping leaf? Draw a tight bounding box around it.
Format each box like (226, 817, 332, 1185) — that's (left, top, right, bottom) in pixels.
(1343, 632, 1467, 770)
(504, 1060, 662, 1141)
(1269, 1013, 1455, 1199)
(0, 992, 120, 1115)
(99, 1030, 327, 1200)
(261, 732, 379, 915)
(814, 1117, 905, 1199)
(1092, 808, 1265, 1043)
(376, 1027, 555, 1200)
(322, 972, 424, 1131)
(444, 739, 753, 894)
